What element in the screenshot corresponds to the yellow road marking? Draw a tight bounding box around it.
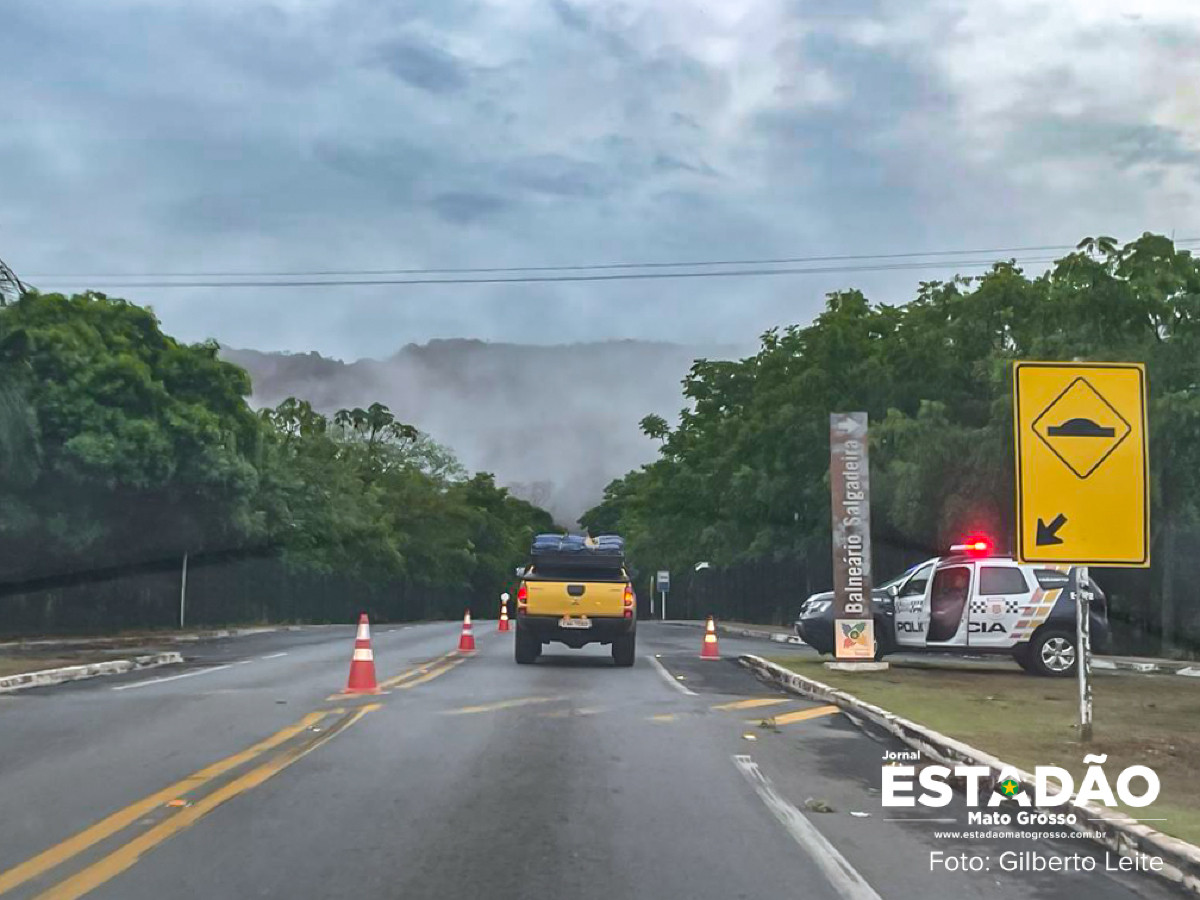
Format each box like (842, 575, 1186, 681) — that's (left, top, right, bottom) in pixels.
(378, 651, 459, 689)
(446, 695, 564, 715)
(541, 706, 605, 719)
(395, 656, 465, 690)
(33, 705, 379, 900)
(648, 713, 677, 723)
(711, 697, 791, 711)
(759, 705, 840, 727)
(0, 710, 331, 897)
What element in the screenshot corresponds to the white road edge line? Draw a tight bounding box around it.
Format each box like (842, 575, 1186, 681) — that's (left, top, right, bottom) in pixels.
(647, 655, 697, 696)
(111, 664, 233, 691)
(733, 755, 882, 900)
(260, 652, 288, 660)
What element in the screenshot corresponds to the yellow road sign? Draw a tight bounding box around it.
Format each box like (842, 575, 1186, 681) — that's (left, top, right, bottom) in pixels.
(1013, 362, 1149, 566)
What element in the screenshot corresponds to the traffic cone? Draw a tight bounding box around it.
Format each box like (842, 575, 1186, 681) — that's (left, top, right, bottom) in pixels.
(344, 613, 380, 694)
(498, 600, 511, 632)
(700, 616, 721, 660)
(458, 609, 477, 652)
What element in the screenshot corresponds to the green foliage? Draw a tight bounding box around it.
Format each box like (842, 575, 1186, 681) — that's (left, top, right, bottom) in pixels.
(584, 234, 1200, 648)
(0, 291, 553, 623)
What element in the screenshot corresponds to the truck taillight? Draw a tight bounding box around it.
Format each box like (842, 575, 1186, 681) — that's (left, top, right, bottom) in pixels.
(623, 584, 634, 618)
(517, 582, 528, 615)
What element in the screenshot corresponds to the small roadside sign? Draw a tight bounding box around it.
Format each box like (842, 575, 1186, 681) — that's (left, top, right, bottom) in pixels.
(1013, 362, 1149, 567)
(656, 570, 670, 592)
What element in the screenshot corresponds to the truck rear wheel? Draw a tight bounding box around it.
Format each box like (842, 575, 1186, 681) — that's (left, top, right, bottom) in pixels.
(515, 628, 539, 665)
(612, 633, 636, 667)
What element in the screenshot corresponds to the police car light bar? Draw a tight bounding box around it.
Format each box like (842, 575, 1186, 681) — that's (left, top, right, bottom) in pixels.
(949, 538, 991, 557)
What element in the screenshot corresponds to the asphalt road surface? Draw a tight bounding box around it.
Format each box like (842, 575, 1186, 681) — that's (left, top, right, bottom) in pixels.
(0, 622, 1185, 900)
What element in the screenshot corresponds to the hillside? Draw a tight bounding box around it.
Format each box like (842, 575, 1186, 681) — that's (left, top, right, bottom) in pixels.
(221, 339, 739, 523)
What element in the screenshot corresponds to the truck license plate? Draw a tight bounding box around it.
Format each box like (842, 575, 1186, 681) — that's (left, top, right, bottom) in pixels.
(559, 616, 592, 629)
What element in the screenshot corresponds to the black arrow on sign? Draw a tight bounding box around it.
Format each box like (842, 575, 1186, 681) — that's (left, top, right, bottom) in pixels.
(1036, 513, 1067, 546)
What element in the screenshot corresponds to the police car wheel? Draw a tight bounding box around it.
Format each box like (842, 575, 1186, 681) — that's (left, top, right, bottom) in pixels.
(1030, 630, 1077, 677)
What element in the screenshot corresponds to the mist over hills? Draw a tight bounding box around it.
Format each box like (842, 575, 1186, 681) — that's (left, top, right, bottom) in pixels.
(221, 339, 740, 524)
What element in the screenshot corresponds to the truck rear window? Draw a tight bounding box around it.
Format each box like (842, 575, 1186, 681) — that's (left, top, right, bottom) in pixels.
(528, 565, 628, 583)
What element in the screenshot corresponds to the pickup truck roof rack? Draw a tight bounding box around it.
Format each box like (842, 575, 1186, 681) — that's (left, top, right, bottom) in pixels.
(529, 533, 625, 569)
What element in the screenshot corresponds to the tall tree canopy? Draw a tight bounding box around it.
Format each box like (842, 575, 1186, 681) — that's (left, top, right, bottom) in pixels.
(0, 291, 553, 625)
(582, 234, 1200, 652)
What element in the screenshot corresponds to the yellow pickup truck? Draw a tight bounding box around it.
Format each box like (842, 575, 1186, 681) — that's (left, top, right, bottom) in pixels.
(514, 534, 636, 666)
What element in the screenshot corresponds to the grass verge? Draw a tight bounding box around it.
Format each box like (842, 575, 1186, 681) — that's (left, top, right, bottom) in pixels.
(769, 656, 1200, 846)
(0, 650, 131, 679)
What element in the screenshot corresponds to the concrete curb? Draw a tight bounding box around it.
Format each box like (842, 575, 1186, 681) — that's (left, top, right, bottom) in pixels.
(681, 620, 1200, 677)
(0, 627, 279, 650)
(740, 653, 1200, 896)
(0, 652, 184, 693)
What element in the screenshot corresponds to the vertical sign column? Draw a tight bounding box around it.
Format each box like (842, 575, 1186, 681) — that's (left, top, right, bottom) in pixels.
(829, 412, 876, 660)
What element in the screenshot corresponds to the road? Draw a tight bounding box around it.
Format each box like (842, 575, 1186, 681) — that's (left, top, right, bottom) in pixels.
(0, 622, 1185, 900)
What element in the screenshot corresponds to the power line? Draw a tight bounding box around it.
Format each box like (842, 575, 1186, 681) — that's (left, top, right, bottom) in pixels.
(30, 255, 1069, 289)
(26, 238, 1200, 280)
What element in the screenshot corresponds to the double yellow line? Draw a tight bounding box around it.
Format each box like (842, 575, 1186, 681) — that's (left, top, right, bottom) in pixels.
(0, 706, 378, 900)
(378, 650, 465, 691)
(2, 646, 474, 899)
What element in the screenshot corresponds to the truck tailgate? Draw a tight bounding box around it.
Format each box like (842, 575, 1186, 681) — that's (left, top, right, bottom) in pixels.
(525, 580, 626, 618)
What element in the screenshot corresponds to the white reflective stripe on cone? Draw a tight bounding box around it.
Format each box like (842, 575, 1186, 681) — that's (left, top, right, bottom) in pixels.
(352, 648, 374, 661)
(357, 623, 371, 640)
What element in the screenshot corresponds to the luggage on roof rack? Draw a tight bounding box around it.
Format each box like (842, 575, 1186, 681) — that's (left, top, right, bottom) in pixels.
(529, 533, 626, 569)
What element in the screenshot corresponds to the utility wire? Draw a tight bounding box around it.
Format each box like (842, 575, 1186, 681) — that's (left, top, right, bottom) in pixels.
(26, 238, 1200, 280)
(31, 255, 1075, 289)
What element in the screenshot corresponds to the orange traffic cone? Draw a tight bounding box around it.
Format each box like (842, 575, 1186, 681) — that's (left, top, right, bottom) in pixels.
(700, 616, 721, 660)
(458, 609, 477, 652)
(498, 599, 511, 633)
(344, 613, 380, 694)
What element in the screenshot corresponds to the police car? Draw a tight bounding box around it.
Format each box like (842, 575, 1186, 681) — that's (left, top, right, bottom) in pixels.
(799, 540, 1109, 677)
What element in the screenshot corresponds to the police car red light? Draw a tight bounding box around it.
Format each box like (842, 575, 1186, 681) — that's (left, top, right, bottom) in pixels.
(950, 537, 991, 557)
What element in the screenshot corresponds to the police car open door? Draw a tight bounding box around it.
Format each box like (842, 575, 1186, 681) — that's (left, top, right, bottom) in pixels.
(925, 565, 971, 646)
(892, 561, 936, 648)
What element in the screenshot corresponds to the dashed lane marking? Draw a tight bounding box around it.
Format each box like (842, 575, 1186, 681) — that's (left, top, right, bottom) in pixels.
(446, 696, 566, 715)
(541, 706, 605, 718)
(756, 705, 840, 727)
(712, 697, 791, 711)
(111, 665, 232, 691)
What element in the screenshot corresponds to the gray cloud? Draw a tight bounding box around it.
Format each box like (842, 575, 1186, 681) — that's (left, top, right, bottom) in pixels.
(1, 0, 1198, 367)
(374, 36, 470, 94)
(431, 191, 512, 223)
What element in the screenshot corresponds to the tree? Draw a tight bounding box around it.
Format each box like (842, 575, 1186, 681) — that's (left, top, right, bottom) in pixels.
(584, 234, 1200, 653)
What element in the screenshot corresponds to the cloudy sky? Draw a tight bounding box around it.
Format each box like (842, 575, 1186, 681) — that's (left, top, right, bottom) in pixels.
(3, 0, 1199, 359)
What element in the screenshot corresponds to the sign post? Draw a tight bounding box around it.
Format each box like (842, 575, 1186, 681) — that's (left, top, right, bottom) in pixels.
(829, 412, 877, 665)
(1074, 566, 1093, 741)
(1014, 362, 1149, 741)
(656, 570, 670, 621)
